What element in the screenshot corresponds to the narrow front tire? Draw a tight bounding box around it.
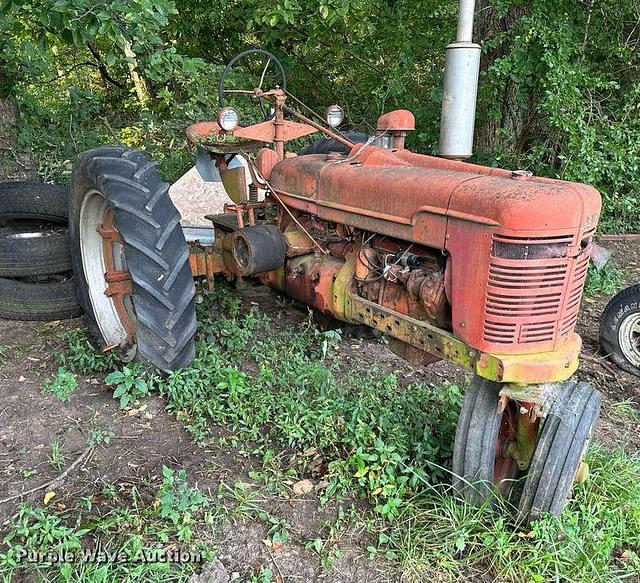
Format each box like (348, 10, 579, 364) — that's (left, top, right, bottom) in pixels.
(452, 376, 529, 506)
(518, 382, 600, 522)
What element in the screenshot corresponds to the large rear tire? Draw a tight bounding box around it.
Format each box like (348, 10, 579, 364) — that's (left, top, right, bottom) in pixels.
(69, 146, 196, 371)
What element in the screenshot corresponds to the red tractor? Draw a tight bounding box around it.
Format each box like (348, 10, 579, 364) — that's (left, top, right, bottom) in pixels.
(68, 7, 601, 522)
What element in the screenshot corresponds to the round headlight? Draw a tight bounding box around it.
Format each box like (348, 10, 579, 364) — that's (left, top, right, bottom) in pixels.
(217, 107, 239, 131)
(325, 105, 344, 128)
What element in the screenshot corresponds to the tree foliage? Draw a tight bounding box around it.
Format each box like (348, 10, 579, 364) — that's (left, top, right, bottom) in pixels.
(0, 0, 638, 231)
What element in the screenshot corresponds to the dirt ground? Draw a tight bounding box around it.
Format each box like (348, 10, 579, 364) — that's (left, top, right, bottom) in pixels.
(1, 240, 639, 582)
(576, 241, 640, 450)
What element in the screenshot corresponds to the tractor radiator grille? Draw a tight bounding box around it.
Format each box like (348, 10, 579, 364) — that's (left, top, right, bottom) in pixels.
(482, 233, 591, 347)
(559, 245, 591, 336)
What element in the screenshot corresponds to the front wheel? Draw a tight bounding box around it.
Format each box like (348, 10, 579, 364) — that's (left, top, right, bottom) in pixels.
(453, 376, 600, 522)
(518, 381, 600, 522)
(452, 377, 532, 506)
(69, 146, 196, 371)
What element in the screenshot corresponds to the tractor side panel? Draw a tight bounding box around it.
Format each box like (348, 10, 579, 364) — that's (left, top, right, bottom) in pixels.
(270, 154, 454, 249)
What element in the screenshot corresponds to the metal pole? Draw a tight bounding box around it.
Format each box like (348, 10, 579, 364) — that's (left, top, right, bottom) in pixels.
(439, 0, 481, 159)
(274, 96, 286, 161)
(456, 0, 476, 42)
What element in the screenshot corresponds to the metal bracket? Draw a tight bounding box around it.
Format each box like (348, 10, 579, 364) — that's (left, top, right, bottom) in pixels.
(347, 293, 579, 384)
(499, 382, 564, 418)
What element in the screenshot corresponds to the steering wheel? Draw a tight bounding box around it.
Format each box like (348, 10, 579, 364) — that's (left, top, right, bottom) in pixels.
(218, 49, 287, 119)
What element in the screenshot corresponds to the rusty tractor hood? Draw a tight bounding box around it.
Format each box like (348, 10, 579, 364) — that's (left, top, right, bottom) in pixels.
(269, 145, 601, 249)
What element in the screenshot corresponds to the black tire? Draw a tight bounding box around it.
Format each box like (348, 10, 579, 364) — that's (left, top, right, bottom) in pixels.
(599, 284, 640, 377)
(518, 381, 600, 522)
(69, 146, 196, 371)
(0, 275, 81, 321)
(452, 376, 523, 505)
(0, 182, 68, 223)
(298, 131, 369, 155)
(0, 223, 71, 276)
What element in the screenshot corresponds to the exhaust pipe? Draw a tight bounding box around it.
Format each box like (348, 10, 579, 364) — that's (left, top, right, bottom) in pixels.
(439, 0, 481, 160)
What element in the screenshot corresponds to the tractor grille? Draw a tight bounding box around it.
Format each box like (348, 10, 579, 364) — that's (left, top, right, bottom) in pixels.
(482, 233, 591, 347)
(559, 243, 591, 336)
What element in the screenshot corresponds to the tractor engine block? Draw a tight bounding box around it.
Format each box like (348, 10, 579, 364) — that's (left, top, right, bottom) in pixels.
(259, 213, 452, 363)
(353, 237, 450, 330)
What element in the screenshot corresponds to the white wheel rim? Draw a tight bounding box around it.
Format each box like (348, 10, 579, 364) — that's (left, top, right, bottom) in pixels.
(79, 190, 136, 356)
(618, 312, 640, 367)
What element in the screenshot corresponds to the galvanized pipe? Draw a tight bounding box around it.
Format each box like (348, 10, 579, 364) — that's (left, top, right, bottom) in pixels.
(456, 0, 476, 42)
(439, 0, 481, 160)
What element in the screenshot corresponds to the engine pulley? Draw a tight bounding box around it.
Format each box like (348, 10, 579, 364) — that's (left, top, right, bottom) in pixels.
(223, 225, 287, 276)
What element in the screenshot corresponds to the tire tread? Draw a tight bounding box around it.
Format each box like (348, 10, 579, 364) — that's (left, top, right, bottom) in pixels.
(0, 277, 81, 321)
(70, 146, 196, 370)
(599, 284, 640, 377)
(519, 382, 600, 522)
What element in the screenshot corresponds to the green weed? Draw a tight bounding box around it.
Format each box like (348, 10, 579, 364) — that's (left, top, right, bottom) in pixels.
(85, 427, 115, 448)
(0, 471, 210, 582)
(1, 506, 83, 565)
(42, 367, 78, 402)
(314, 328, 343, 359)
(13, 343, 28, 360)
(105, 363, 154, 409)
(245, 567, 273, 582)
(585, 261, 625, 296)
(163, 310, 460, 520)
(377, 446, 640, 582)
(305, 506, 349, 569)
(48, 441, 64, 471)
(157, 466, 209, 532)
(57, 329, 119, 374)
(611, 398, 640, 421)
(211, 481, 269, 522)
(158, 287, 461, 518)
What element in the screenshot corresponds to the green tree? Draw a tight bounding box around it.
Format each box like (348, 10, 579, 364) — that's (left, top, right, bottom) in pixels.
(0, 0, 638, 231)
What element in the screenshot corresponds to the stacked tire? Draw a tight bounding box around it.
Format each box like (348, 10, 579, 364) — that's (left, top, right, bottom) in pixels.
(0, 182, 81, 321)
